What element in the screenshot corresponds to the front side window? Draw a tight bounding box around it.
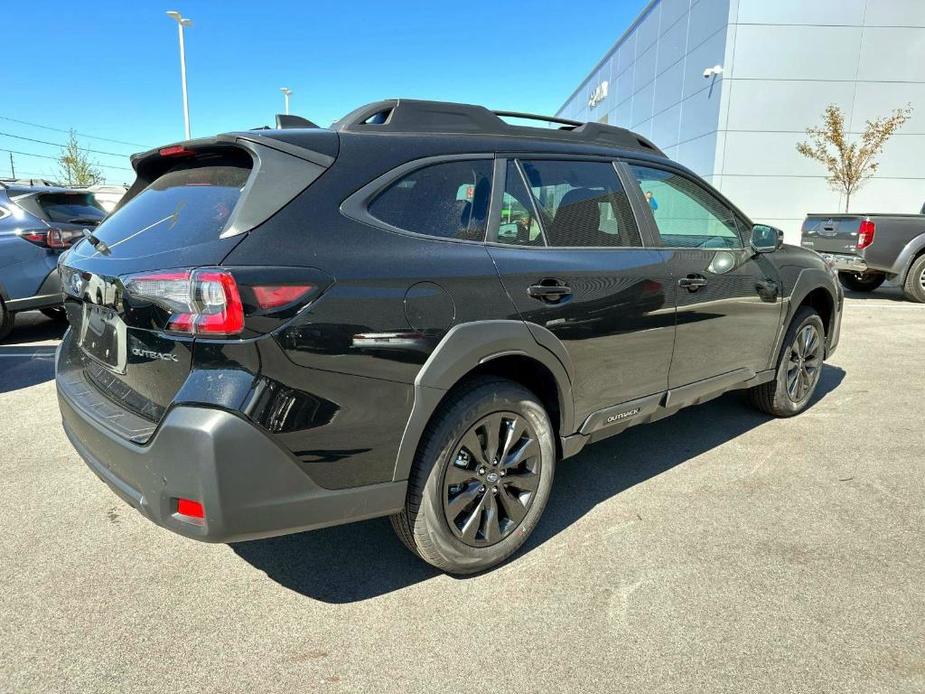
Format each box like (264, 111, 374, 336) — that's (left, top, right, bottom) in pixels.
(368, 159, 492, 241)
(628, 164, 743, 249)
(518, 159, 641, 248)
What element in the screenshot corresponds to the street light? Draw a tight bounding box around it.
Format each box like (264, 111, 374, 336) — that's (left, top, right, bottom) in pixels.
(166, 10, 193, 140)
(280, 87, 292, 115)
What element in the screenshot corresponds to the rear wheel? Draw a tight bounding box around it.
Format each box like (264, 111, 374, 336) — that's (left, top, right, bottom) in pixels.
(0, 301, 14, 342)
(748, 307, 825, 417)
(41, 307, 68, 322)
(902, 255, 925, 303)
(838, 270, 885, 292)
(391, 377, 555, 574)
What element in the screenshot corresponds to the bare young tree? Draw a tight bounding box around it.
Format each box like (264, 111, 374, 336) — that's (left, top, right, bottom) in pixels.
(796, 103, 913, 212)
(57, 130, 104, 186)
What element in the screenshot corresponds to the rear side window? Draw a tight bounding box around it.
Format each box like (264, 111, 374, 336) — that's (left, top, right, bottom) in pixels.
(519, 160, 641, 248)
(368, 160, 492, 241)
(628, 164, 742, 249)
(82, 166, 250, 257)
(497, 161, 544, 246)
(36, 193, 106, 224)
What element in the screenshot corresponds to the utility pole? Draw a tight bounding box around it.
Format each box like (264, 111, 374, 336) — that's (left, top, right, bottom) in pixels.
(166, 11, 194, 140)
(8, 152, 14, 178)
(280, 87, 292, 115)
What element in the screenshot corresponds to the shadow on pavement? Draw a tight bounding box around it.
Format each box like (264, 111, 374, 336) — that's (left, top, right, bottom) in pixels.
(0, 345, 58, 394)
(232, 365, 845, 603)
(841, 285, 909, 303)
(0, 311, 68, 345)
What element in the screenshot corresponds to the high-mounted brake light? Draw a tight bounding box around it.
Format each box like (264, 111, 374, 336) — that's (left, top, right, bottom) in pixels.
(252, 285, 314, 309)
(159, 145, 194, 157)
(857, 219, 876, 250)
(122, 267, 245, 337)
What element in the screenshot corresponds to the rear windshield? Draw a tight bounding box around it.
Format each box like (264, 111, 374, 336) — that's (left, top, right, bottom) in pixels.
(83, 165, 250, 257)
(37, 193, 106, 224)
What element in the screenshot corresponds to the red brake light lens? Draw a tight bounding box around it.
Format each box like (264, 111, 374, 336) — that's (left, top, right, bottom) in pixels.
(159, 145, 195, 157)
(176, 498, 204, 519)
(857, 219, 876, 250)
(252, 285, 314, 309)
(122, 268, 245, 337)
(18, 229, 49, 247)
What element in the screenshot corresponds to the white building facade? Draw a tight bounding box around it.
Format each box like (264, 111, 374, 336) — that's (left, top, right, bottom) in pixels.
(556, 0, 925, 243)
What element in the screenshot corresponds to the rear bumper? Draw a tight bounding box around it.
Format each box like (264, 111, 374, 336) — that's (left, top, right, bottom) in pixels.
(818, 252, 868, 273)
(57, 381, 406, 543)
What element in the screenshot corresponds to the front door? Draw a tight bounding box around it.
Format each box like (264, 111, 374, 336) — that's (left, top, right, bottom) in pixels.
(487, 157, 675, 426)
(622, 162, 783, 388)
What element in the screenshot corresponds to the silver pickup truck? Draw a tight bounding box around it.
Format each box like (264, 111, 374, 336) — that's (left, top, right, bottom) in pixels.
(802, 213, 925, 302)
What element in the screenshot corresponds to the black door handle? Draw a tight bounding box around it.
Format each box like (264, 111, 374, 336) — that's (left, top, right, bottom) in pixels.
(527, 282, 572, 302)
(678, 274, 708, 291)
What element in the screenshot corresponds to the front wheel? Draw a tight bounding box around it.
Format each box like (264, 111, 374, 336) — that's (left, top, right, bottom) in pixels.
(838, 271, 885, 292)
(748, 307, 825, 417)
(391, 377, 556, 574)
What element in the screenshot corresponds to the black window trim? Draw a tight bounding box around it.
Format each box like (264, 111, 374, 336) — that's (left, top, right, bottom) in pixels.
(340, 153, 496, 244)
(615, 158, 752, 251)
(484, 155, 650, 251)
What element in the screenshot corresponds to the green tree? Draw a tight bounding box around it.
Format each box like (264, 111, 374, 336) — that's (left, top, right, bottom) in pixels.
(796, 103, 913, 212)
(57, 130, 103, 186)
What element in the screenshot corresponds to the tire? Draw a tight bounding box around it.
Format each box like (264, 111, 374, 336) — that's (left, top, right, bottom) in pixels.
(0, 301, 14, 342)
(902, 254, 925, 303)
(41, 307, 68, 322)
(748, 307, 825, 417)
(391, 377, 556, 574)
(838, 270, 885, 292)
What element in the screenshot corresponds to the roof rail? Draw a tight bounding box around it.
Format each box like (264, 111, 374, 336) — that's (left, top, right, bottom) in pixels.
(332, 99, 665, 156)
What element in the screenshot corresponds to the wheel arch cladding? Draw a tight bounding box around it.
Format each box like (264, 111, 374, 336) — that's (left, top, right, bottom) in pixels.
(392, 320, 575, 482)
(800, 287, 835, 337)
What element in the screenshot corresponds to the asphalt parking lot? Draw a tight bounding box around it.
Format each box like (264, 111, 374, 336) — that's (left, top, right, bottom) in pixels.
(0, 289, 923, 693)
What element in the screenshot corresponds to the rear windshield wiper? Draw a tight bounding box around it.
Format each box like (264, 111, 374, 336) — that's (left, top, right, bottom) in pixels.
(82, 228, 110, 255)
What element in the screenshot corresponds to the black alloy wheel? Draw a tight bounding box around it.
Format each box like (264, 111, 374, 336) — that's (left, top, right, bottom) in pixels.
(442, 412, 541, 547)
(785, 323, 823, 403)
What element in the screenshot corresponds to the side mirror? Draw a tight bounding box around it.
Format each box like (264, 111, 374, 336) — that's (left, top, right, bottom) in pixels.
(751, 224, 784, 254)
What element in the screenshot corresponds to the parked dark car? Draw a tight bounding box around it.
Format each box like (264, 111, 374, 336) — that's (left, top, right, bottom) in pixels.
(802, 212, 925, 302)
(0, 180, 106, 339)
(55, 100, 843, 573)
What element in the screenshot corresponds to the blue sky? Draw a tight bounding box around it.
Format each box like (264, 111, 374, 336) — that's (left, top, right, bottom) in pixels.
(2, 0, 647, 184)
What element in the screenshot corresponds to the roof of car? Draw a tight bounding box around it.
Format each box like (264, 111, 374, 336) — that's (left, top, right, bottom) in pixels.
(0, 179, 93, 195)
(330, 99, 665, 156)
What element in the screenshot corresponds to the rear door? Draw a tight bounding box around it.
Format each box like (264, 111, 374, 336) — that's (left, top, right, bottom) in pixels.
(487, 157, 675, 427)
(621, 161, 782, 388)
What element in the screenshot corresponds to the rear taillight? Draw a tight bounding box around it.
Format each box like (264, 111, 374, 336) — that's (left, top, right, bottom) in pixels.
(17, 228, 82, 249)
(18, 229, 49, 246)
(252, 285, 314, 309)
(123, 268, 245, 337)
(857, 219, 876, 250)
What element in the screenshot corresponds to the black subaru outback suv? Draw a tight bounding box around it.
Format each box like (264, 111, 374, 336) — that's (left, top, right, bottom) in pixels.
(56, 99, 843, 573)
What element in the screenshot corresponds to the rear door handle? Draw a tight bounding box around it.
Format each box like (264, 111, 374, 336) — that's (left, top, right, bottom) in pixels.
(527, 283, 572, 302)
(678, 274, 708, 291)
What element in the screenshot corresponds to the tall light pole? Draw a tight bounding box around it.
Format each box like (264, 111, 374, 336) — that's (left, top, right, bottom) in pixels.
(166, 10, 193, 140)
(280, 87, 292, 115)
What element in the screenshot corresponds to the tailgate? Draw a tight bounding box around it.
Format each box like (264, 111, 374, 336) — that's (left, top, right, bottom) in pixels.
(801, 215, 863, 255)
